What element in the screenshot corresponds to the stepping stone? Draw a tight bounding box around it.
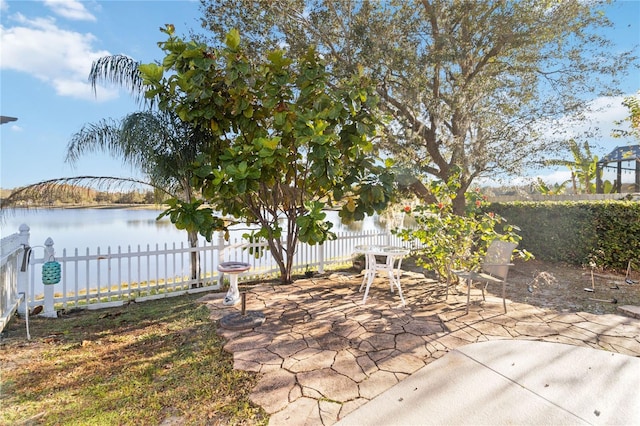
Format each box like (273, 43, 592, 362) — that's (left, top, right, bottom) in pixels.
(618, 305, 640, 319)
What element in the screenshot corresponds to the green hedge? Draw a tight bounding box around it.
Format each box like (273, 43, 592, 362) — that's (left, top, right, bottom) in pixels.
(488, 201, 640, 270)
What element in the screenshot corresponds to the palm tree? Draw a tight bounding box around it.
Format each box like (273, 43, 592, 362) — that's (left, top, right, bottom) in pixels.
(89, 54, 148, 107)
(67, 110, 211, 282)
(85, 55, 217, 283)
(544, 139, 600, 194)
(2, 110, 211, 283)
(2, 55, 214, 284)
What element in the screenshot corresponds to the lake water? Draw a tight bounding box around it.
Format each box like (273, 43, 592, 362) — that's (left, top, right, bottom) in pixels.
(1, 207, 388, 254)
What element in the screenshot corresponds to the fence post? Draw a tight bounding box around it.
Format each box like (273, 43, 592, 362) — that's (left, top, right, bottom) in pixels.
(385, 229, 392, 246)
(41, 238, 57, 318)
(318, 243, 325, 274)
(16, 224, 30, 315)
(217, 232, 226, 264)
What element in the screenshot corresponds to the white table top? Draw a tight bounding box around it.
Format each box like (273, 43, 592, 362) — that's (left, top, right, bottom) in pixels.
(218, 261, 251, 273)
(355, 245, 409, 256)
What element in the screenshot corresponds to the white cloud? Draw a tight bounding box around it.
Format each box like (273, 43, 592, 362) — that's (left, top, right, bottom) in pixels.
(10, 124, 23, 132)
(0, 13, 118, 101)
(526, 170, 572, 186)
(43, 0, 96, 22)
(0, 0, 8, 12)
(582, 95, 632, 140)
(478, 169, 572, 188)
(544, 95, 633, 145)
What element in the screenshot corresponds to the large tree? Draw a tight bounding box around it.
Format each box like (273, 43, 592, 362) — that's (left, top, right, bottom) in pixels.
(140, 27, 394, 283)
(198, 0, 636, 214)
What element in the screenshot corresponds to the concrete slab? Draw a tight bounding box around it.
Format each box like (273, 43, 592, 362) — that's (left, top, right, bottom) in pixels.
(337, 340, 640, 425)
(619, 305, 640, 319)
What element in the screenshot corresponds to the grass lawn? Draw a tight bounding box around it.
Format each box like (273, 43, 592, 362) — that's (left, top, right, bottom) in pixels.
(0, 293, 268, 425)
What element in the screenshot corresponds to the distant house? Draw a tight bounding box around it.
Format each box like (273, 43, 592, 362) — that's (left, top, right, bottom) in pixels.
(596, 145, 640, 193)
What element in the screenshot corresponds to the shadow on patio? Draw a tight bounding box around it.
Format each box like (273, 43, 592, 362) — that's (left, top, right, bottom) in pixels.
(198, 269, 640, 425)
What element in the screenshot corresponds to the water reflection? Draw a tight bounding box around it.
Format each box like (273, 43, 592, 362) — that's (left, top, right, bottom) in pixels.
(126, 218, 175, 228)
(2, 207, 387, 253)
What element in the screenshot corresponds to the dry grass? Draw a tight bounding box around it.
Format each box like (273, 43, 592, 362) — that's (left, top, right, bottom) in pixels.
(0, 293, 268, 425)
(399, 256, 640, 315)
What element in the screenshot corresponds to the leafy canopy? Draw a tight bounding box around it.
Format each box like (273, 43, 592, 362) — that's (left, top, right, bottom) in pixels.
(198, 0, 636, 214)
(141, 26, 395, 283)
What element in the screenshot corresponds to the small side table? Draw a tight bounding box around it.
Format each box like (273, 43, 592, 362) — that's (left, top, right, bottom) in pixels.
(218, 262, 265, 330)
(218, 261, 251, 306)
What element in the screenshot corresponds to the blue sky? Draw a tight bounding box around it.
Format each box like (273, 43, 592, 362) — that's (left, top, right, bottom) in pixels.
(1, 0, 203, 189)
(0, 0, 639, 191)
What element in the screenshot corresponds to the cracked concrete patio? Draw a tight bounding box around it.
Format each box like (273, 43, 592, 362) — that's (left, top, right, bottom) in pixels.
(198, 270, 640, 425)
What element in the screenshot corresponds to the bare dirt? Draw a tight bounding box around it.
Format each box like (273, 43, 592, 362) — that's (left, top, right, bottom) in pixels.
(460, 258, 639, 315)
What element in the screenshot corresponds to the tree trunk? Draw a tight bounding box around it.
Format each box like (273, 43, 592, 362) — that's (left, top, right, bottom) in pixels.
(188, 229, 201, 287)
(452, 188, 467, 217)
(267, 237, 292, 284)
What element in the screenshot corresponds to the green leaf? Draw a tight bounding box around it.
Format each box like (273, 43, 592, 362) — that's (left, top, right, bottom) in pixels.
(138, 63, 163, 83)
(267, 50, 288, 67)
(262, 137, 280, 150)
(243, 106, 254, 118)
(225, 29, 241, 50)
(162, 53, 178, 69)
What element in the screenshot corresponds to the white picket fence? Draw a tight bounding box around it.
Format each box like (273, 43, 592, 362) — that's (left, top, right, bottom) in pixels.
(1, 224, 29, 333)
(1, 224, 414, 328)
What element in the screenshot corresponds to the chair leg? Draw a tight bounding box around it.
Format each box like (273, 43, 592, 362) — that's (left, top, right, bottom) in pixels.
(395, 278, 406, 306)
(388, 269, 405, 306)
(502, 282, 507, 313)
(359, 271, 369, 292)
(359, 253, 373, 291)
(466, 278, 471, 314)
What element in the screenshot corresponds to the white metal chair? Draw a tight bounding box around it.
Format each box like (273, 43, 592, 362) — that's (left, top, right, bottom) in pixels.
(453, 240, 517, 314)
(358, 247, 409, 306)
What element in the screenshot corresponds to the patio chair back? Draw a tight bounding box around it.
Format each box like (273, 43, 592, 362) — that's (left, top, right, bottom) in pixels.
(482, 240, 518, 280)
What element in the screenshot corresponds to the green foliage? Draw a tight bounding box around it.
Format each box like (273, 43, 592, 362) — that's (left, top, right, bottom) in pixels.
(535, 178, 567, 195)
(490, 200, 640, 270)
(542, 139, 607, 194)
(590, 201, 640, 269)
(140, 27, 394, 283)
(158, 199, 228, 242)
(241, 229, 269, 259)
(395, 177, 529, 282)
(296, 201, 336, 246)
(612, 91, 640, 140)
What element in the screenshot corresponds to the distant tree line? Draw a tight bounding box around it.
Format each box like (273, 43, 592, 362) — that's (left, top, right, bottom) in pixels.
(0, 185, 161, 206)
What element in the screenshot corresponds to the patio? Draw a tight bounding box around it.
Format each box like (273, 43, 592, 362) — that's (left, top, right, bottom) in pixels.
(198, 269, 640, 425)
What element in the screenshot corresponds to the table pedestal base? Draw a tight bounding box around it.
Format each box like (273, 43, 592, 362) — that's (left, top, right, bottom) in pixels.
(218, 262, 251, 306)
(223, 274, 241, 306)
(220, 311, 266, 329)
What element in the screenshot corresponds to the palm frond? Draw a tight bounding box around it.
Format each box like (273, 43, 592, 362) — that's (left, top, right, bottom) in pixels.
(0, 176, 173, 212)
(65, 119, 125, 164)
(89, 54, 153, 107)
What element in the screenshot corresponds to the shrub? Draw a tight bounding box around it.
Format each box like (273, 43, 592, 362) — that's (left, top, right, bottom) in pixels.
(395, 178, 529, 282)
(489, 200, 640, 271)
